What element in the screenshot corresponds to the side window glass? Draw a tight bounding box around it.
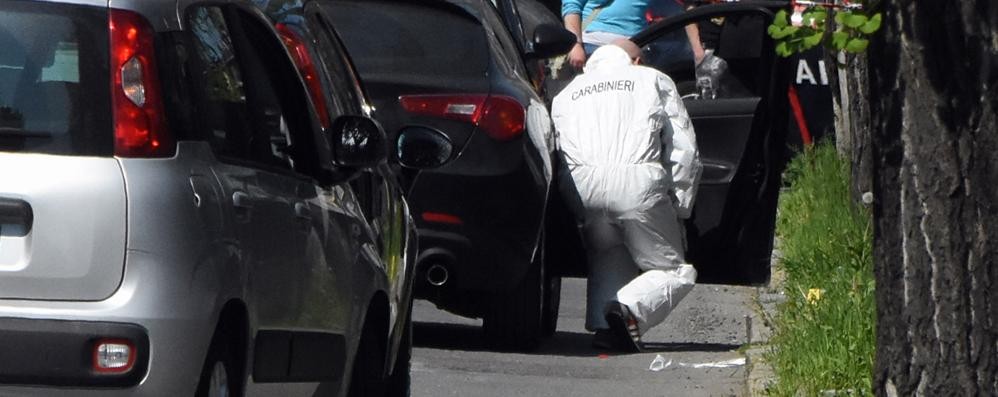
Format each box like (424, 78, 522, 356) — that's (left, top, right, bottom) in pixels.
(480, 2, 527, 77)
(482, 25, 515, 76)
(187, 6, 295, 170)
(308, 11, 363, 116)
(187, 7, 253, 160)
(641, 12, 769, 101)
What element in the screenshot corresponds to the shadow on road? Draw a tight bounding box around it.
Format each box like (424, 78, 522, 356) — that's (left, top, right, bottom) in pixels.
(639, 342, 742, 352)
(414, 321, 742, 357)
(414, 322, 484, 351)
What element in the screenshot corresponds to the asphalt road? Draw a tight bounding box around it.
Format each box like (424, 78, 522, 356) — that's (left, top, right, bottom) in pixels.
(410, 278, 755, 397)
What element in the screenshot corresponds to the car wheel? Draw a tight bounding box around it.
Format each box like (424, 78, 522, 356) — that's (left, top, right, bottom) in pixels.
(196, 328, 242, 397)
(386, 303, 413, 397)
(483, 235, 545, 351)
(349, 317, 388, 397)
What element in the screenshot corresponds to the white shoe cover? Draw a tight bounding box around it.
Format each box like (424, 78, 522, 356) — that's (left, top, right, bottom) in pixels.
(616, 264, 697, 335)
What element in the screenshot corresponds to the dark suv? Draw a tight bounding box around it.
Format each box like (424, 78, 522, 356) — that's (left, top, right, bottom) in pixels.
(0, 0, 417, 395)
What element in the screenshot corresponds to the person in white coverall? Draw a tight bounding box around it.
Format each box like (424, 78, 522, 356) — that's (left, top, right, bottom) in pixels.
(551, 40, 701, 352)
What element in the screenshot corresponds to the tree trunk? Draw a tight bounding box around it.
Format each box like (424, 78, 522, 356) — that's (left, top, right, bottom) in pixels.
(870, 1, 998, 395)
(828, 28, 874, 203)
(832, 52, 853, 157)
(844, 51, 873, 202)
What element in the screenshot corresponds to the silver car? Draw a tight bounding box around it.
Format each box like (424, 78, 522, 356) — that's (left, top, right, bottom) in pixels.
(0, 0, 419, 395)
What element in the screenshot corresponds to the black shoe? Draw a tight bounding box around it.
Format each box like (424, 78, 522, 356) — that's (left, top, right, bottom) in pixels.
(591, 329, 616, 350)
(604, 302, 642, 353)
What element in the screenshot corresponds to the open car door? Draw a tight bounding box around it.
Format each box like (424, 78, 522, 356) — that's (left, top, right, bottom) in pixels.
(632, 1, 792, 285)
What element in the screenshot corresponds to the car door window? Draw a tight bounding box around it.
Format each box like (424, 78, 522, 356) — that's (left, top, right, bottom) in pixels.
(641, 11, 769, 101)
(478, 0, 528, 78)
(491, 0, 530, 53)
(185, 6, 300, 171)
(306, 7, 365, 117)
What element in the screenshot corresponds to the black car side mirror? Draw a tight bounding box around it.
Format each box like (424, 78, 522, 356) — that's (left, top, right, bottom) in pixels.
(527, 23, 576, 60)
(330, 115, 388, 168)
(396, 126, 453, 169)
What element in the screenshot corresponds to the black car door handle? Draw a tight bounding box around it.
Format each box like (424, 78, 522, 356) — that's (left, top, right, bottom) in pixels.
(294, 202, 311, 220)
(0, 197, 33, 236)
(232, 191, 253, 210)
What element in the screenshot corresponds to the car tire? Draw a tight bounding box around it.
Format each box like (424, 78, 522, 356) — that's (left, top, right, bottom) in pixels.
(349, 316, 388, 397)
(483, 235, 545, 351)
(386, 303, 413, 397)
(195, 327, 242, 397)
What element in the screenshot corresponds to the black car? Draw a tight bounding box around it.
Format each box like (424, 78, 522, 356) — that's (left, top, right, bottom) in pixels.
(324, 0, 576, 349)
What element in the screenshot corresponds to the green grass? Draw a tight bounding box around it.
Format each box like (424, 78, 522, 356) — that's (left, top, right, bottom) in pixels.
(765, 142, 875, 396)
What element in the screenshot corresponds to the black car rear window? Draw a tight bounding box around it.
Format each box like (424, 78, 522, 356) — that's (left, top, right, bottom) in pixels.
(0, 1, 112, 156)
(323, 1, 489, 81)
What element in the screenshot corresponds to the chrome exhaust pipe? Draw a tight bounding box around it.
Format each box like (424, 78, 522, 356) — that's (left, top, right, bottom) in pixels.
(426, 264, 449, 287)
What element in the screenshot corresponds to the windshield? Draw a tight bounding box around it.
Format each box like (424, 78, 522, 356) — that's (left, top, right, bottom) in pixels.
(0, 1, 112, 156)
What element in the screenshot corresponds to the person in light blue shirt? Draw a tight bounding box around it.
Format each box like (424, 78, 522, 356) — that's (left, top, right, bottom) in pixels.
(562, 0, 704, 70)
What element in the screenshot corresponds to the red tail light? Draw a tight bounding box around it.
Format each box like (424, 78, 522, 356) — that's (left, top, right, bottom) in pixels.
(110, 9, 173, 158)
(276, 23, 330, 130)
(421, 212, 463, 225)
(478, 96, 525, 142)
(400, 95, 524, 142)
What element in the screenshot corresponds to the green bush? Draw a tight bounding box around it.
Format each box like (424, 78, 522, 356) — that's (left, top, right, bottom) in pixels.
(766, 142, 875, 396)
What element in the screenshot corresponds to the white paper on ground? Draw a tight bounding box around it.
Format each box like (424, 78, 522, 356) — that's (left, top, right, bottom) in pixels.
(648, 356, 746, 371)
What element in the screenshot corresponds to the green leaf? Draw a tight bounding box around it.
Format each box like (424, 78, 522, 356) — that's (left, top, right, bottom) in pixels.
(845, 37, 870, 52)
(834, 11, 846, 25)
(768, 24, 780, 37)
(774, 9, 789, 27)
(788, 39, 804, 54)
(768, 25, 784, 39)
(770, 25, 799, 39)
(803, 10, 827, 28)
(859, 13, 882, 34)
(784, 25, 800, 38)
(832, 31, 850, 49)
(803, 31, 823, 48)
(776, 41, 792, 57)
(843, 13, 868, 29)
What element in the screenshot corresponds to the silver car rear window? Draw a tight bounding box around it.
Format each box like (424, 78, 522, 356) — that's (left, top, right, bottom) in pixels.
(0, 1, 112, 156)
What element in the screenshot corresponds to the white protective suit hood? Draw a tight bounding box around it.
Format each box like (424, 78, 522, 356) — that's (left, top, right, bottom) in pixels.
(552, 45, 701, 221)
(583, 45, 633, 74)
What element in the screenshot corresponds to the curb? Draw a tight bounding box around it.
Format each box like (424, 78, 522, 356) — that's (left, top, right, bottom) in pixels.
(744, 251, 787, 396)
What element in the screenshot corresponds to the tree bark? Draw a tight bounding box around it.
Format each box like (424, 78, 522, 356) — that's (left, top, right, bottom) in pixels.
(870, 1, 998, 395)
(828, 26, 874, 203)
(832, 52, 853, 157)
(844, 51, 873, 202)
